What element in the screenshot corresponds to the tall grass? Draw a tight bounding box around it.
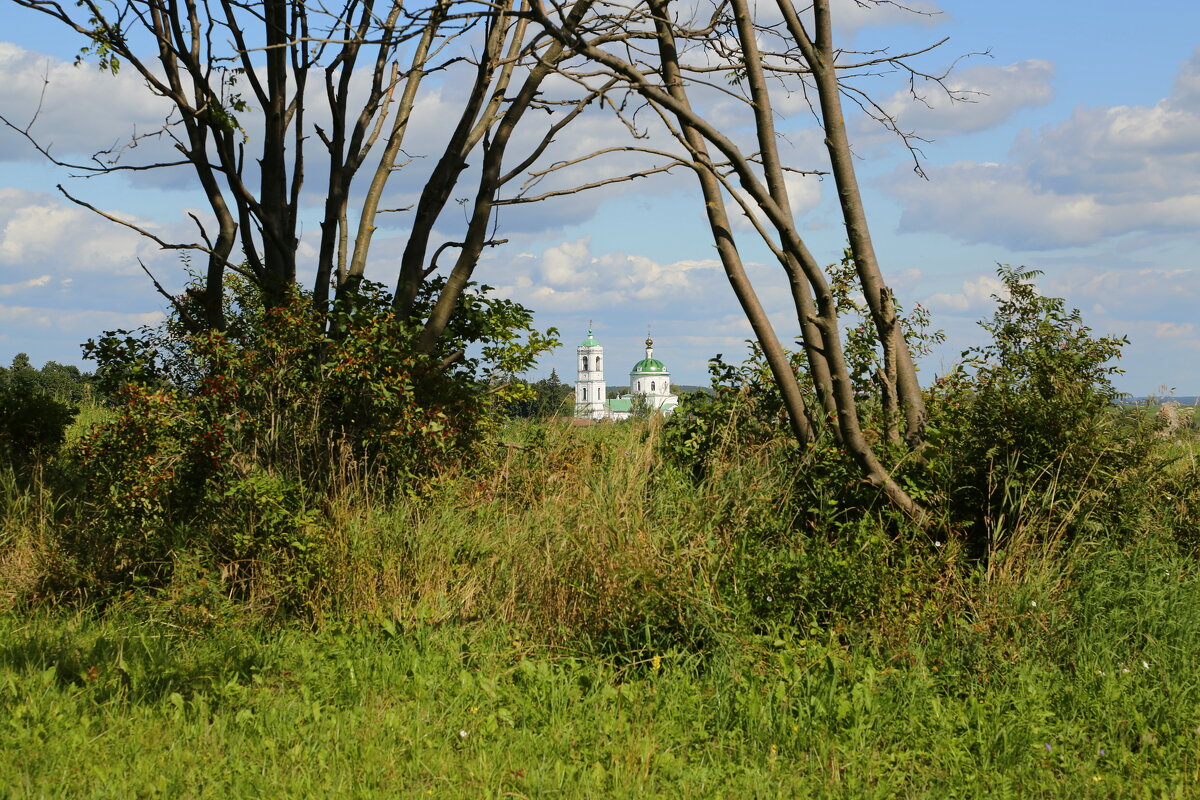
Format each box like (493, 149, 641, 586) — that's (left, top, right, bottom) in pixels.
(2, 531, 1198, 797)
(311, 419, 722, 647)
(2, 409, 1199, 795)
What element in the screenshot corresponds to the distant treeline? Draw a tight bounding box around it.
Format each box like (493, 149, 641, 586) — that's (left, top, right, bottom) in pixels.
(0, 354, 97, 469)
(0, 354, 95, 403)
(1121, 396, 1200, 406)
(606, 385, 713, 398)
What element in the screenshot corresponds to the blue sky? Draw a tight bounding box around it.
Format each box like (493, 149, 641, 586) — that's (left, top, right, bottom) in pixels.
(1, 0, 1197, 394)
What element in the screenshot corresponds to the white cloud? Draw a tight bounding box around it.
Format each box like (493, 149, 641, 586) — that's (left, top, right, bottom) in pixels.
(870, 59, 1055, 138)
(764, 0, 945, 35)
(540, 239, 595, 288)
(729, 172, 824, 234)
(890, 48, 1200, 250)
(923, 273, 1007, 314)
(891, 268, 924, 290)
(0, 188, 179, 365)
(1156, 321, 1195, 339)
(673, 0, 944, 39)
(0, 188, 161, 274)
(0, 303, 163, 331)
(831, 0, 945, 33)
(0, 274, 51, 296)
(891, 161, 1200, 249)
(1044, 266, 1200, 320)
(0, 42, 174, 163)
(499, 236, 724, 311)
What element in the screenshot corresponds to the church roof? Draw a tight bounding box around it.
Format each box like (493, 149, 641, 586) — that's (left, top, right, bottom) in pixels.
(579, 329, 600, 347)
(631, 357, 667, 374)
(631, 333, 668, 375)
(606, 397, 633, 413)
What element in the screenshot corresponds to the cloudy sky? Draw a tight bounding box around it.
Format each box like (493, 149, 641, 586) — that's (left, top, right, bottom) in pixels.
(1, 0, 1197, 394)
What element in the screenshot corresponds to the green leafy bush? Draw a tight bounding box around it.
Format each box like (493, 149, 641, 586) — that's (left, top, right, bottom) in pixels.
(0, 354, 96, 404)
(661, 343, 893, 519)
(825, 249, 945, 403)
(501, 371, 572, 419)
(662, 250, 944, 484)
(63, 275, 557, 602)
(0, 358, 79, 472)
(660, 343, 796, 481)
(927, 266, 1150, 553)
(660, 344, 927, 630)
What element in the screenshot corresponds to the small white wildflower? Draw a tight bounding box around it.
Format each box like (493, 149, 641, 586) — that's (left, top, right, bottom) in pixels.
(1142, 660, 1150, 670)
(1097, 669, 1105, 676)
(934, 541, 943, 548)
(1122, 668, 1131, 674)
(459, 730, 469, 739)
(1031, 601, 1037, 608)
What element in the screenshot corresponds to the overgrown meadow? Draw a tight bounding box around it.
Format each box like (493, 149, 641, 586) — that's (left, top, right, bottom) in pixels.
(2, 270, 1200, 797)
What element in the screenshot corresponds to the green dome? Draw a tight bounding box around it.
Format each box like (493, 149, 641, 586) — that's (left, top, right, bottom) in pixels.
(580, 330, 600, 347)
(631, 358, 667, 374)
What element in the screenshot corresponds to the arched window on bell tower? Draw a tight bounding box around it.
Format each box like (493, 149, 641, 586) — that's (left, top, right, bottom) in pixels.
(651, 381, 656, 393)
(596, 356, 601, 370)
(582, 356, 589, 372)
(583, 387, 588, 401)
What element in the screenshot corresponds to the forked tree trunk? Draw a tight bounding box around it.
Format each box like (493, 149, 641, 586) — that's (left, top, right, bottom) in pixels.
(778, 0, 928, 447)
(540, 0, 929, 521)
(648, 0, 816, 445)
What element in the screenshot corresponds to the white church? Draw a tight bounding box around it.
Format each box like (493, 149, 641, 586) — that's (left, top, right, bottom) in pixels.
(575, 327, 679, 420)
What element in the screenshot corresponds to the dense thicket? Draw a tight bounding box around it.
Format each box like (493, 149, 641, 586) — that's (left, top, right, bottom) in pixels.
(4, 268, 1196, 627)
(3, 275, 552, 604)
(0, 355, 94, 474)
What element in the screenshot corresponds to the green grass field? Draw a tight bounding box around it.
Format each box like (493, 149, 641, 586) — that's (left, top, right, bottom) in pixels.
(4, 532, 1199, 798)
(3, 414, 1199, 797)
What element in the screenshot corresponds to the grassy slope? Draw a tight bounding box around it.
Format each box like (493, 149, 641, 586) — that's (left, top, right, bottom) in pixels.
(2, 419, 1199, 797)
(4, 543, 1198, 799)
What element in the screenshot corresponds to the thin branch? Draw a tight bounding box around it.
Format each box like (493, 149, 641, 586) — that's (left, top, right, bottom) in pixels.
(496, 162, 680, 205)
(56, 184, 200, 253)
(424, 238, 509, 277)
(137, 258, 201, 330)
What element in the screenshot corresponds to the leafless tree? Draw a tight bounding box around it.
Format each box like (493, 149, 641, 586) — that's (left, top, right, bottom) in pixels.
(527, 0, 974, 520)
(1, 0, 641, 356)
(5, 0, 967, 518)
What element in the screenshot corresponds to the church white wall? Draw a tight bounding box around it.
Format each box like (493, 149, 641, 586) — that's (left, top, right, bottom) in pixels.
(630, 372, 669, 396)
(576, 341, 607, 419)
(574, 330, 680, 420)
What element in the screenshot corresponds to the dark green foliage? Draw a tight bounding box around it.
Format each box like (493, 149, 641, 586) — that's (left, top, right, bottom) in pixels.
(0, 355, 96, 404)
(662, 251, 945, 485)
(629, 391, 653, 420)
(927, 266, 1149, 553)
(1155, 452, 1200, 553)
(663, 264, 1162, 610)
(502, 370, 571, 418)
(0, 355, 82, 472)
(660, 343, 795, 481)
(826, 249, 944, 400)
(62, 276, 557, 602)
(726, 517, 929, 630)
(660, 345, 926, 628)
(0, 386, 76, 472)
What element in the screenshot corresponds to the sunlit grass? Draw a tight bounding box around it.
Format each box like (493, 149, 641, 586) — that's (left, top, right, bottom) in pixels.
(3, 414, 1200, 796)
(3, 535, 1198, 798)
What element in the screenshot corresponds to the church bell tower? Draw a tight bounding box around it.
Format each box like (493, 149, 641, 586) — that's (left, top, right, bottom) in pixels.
(575, 325, 607, 419)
